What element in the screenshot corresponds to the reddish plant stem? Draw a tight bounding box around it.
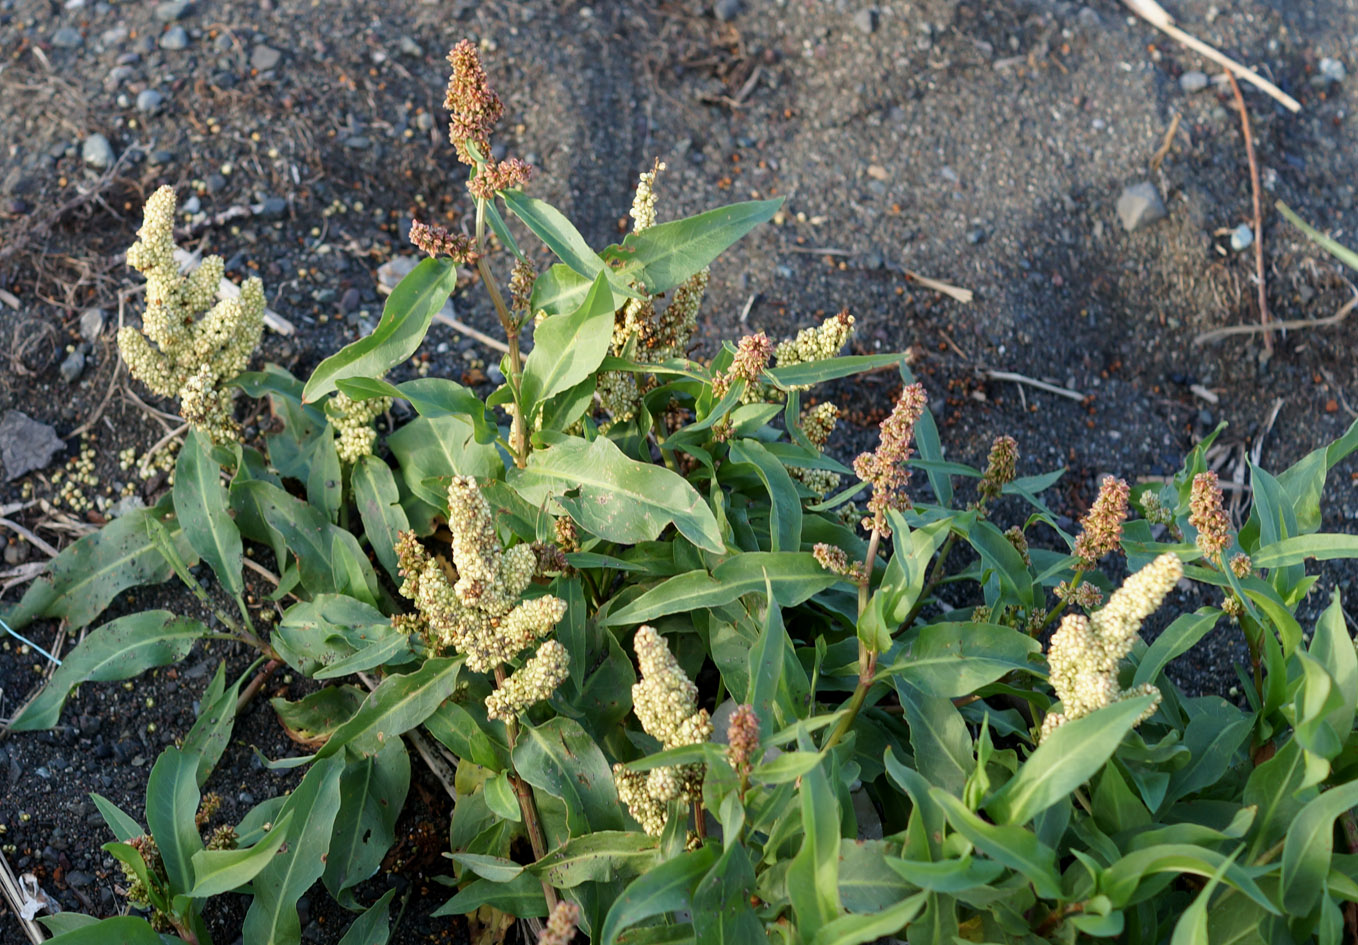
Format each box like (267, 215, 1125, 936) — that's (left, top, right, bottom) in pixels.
(494, 665, 560, 912)
(1226, 70, 1272, 356)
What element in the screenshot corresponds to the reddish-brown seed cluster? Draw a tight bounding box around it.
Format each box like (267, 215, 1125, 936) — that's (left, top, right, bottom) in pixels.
(853, 382, 927, 534)
(1073, 476, 1130, 567)
(408, 219, 479, 263)
(444, 39, 504, 165)
(1189, 471, 1231, 563)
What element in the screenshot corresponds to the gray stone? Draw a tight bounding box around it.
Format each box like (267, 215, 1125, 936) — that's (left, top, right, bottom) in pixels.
(415, 111, 434, 132)
(136, 89, 164, 113)
(154, 0, 191, 21)
(1116, 181, 1166, 231)
(398, 36, 423, 57)
(1320, 57, 1346, 82)
(159, 27, 189, 51)
(59, 348, 86, 384)
(1230, 222, 1254, 251)
(52, 27, 83, 49)
(261, 196, 287, 218)
(487, 364, 505, 385)
(105, 64, 135, 89)
(107, 495, 146, 519)
(182, 195, 201, 213)
(344, 135, 370, 150)
(82, 133, 114, 169)
(1179, 70, 1209, 93)
(4, 542, 29, 565)
(713, 0, 742, 21)
(149, 148, 175, 165)
(79, 308, 105, 342)
(0, 411, 65, 480)
(251, 44, 282, 71)
(853, 8, 878, 34)
(100, 26, 129, 46)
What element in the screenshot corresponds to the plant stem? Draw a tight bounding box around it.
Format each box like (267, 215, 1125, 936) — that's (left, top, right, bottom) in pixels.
(692, 799, 708, 840)
(235, 659, 281, 714)
(1032, 901, 1083, 939)
(1037, 567, 1084, 635)
(651, 416, 678, 471)
(899, 531, 957, 633)
(494, 666, 559, 911)
(473, 198, 528, 467)
(824, 527, 884, 751)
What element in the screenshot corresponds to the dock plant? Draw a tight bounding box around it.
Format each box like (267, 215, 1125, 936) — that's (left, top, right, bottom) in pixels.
(7, 39, 1358, 945)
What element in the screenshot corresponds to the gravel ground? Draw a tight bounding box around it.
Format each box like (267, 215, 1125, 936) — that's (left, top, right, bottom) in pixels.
(1, 0, 1357, 941)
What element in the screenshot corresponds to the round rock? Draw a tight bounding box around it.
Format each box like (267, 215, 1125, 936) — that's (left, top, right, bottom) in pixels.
(52, 27, 83, 49)
(251, 44, 282, 72)
(136, 89, 164, 113)
(1179, 70, 1209, 93)
(82, 133, 115, 169)
(1230, 223, 1254, 251)
(1116, 181, 1167, 231)
(159, 26, 190, 51)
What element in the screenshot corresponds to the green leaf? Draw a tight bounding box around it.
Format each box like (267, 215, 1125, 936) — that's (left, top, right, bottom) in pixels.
(986, 695, 1154, 825)
(303, 257, 457, 401)
(187, 810, 293, 897)
(174, 429, 243, 597)
(271, 685, 367, 745)
(502, 191, 606, 281)
(838, 840, 918, 911)
(885, 855, 1006, 893)
(433, 872, 548, 918)
(2, 496, 195, 632)
(386, 414, 502, 509)
(752, 751, 826, 785)
(884, 622, 1040, 698)
(511, 436, 723, 553)
(336, 889, 396, 945)
(899, 681, 972, 797)
(423, 700, 509, 771)
(513, 717, 623, 835)
(615, 199, 782, 293)
(271, 595, 400, 679)
(531, 262, 594, 317)
(1170, 851, 1238, 945)
(1132, 609, 1221, 689)
(786, 746, 842, 936)
(763, 353, 906, 391)
(91, 793, 143, 842)
(930, 789, 1063, 900)
(1100, 844, 1279, 914)
(145, 746, 205, 894)
(520, 271, 615, 423)
(530, 831, 660, 888)
(452, 852, 524, 882)
(350, 456, 410, 583)
(317, 657, 463, 760)
(960, 516, 1035, 608)
(36, 914, 100, 935)
(601, 845, 719, 945)
(693, 840, 763, 945)
(483, 770, 521, 822)
(1311, 591, 1358, 738)
(810, 891, 928, 945)
(10, 611, 209, 731)
(728, 439, 802, 552)
(243, 756, 345, 944)
(325, 740, 410, 902)
(1252, 534, 1358, 568)
(1281, 780, 1358, 914)
(601, 552, 836, 627)
(306, 427, 343, 523)
(337, 375, 495, 444)
(180, 663, 245, 787)
(42, 917, 165, 944)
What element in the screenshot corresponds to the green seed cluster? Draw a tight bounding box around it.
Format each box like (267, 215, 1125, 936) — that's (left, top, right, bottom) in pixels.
(117, 186, 265, 443)
(325, 391, 391, 464)
(774, 309, 855, 387)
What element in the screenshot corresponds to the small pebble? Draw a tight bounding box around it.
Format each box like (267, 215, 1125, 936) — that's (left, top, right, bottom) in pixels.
(159, 26, 189, 50)
(852, 8, 878, 34)
(251, 44, 282, 71)
(1230, 223, 1254, 251)
(713, 0, 742, 21)
(153, 0, 191, 21)
(59, 348, 86, 384)
(1116, 181, 1166, 231)
(81, 133, 114, 169)
(51, 27, 83, 49)
(136, 89, 164, 114)
(1320, 57, 1346, 82)
(261, 196, 287, 219)
(79, 308, 105, 342)
(1179, 70, 1209, 93)
(398, 36, 422, 57)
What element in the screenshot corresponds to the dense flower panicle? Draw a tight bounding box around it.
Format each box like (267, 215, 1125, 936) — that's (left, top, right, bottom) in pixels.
(1055, 580, 1104, 610)
(1073, 476, 1130, 567)
(632, 626, 712, 749)
(1139, 490, 1174, 525)
(509, 257, 537, 320)
(1004, 526, 1031, 566)
(1042, 552, 1182, 740)
(467, 157, 533, 201)
(978, 435, 1019, 503)
(444, 39, 503, 165)
(775, 309, 855, 371)
(813, 542, 864, 582)
(853, 382, 927, 534)
(485, 640, 571, 720)
(613, 764, 668, 836)
(409, 219, 478, 263)
(799, 402, 841, 449)
(119, 186, 265, 443)
(1230, 553, 1253, 579)
(1189, 472, 1231, 562)
(538, 901, 581, 945)
(712, 332, 773, 401)
(726, 703, 760, 773)
(630, 160, 665, 232)
(325, 392, 391, 464)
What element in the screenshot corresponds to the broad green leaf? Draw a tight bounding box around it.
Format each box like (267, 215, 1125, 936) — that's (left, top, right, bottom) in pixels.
(352, 455, 409, 583)
(615, 199, 782, 293)
(930, 789, 1063, 900)
(36, 914, 99, 935)
(884, 622, 1040, 698)
(520, 271, 615, 422)
(451, 852, 524, 882)
(483, 770, 521, 822)
(885, 855, 1006, 893)
(810, 891, 928, 945)
(10, 611, 209, 731)
(317, 657, 463, 760)
(764, 353, 906, 391)
(271, 687, 365, 748)
(1100, 844, 1278, 914)
(174, 429, 243, 597)
(752, 751, 826, 785)
(324, 739, 410, 902)
(243, 756, 345, 944)
(530, 831, 660, 888)
(1311, 591, 1358, 738)
(601, 845, 719, 945)
(531, 262, 594, 317)
(313, 632, 412, 680)
(42, 917, 164, 944)
(601, 552, 836, 627)
(386, 414, 502, 509)
(728, 439, 802, 552)
(1244, 738, 1317, 854)
(786, 746, 841, 936)
(838, 840, 917, 911)
(423, 700, 509, 771)
(187, 810, 294, 897)
(336, 375, 495, 444)
(959, 516, 1035, 608)
(305, 426, 343, 523)
(271, 595, 398, 679)
(693, 840, 763, 945)
(1281, 780, 1358, 914)
(1170, 852, 1237, 945)
(2, 495, 194, 632)
(181, 663, 245, 787)
(1253, 534, 1358, 568)
(303, 257, 457, 401)
(899, 681, 972, 798)
(433, 872, 548, 918)
(513, 717, 622, 835)
(1132, 609, 1221, 689)
(502, 191, 606, 281)
(511, 435, 723, 553)
(145, 746, 205, 894)
(986, 695, 1154, 825)
(337, 889, 396, 945)
(91, 793, 143, 842)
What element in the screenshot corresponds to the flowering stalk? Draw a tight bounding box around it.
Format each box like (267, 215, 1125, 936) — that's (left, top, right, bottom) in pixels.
(494, 663, 560, 912)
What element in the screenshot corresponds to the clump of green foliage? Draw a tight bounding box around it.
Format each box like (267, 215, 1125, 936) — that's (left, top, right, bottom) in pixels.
(8, 40, 1358, 945)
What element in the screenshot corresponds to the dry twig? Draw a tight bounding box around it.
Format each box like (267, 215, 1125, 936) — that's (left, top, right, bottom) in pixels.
(1193, 292, 1357, 345)
(1149, 112, 1183, 172)
(907, 270, 975, 304)
(984, 370, 1085, 402)
(1226, 71, 1272, 355)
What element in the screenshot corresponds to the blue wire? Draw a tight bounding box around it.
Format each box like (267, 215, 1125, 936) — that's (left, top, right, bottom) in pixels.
(0, 615, 62, 666)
